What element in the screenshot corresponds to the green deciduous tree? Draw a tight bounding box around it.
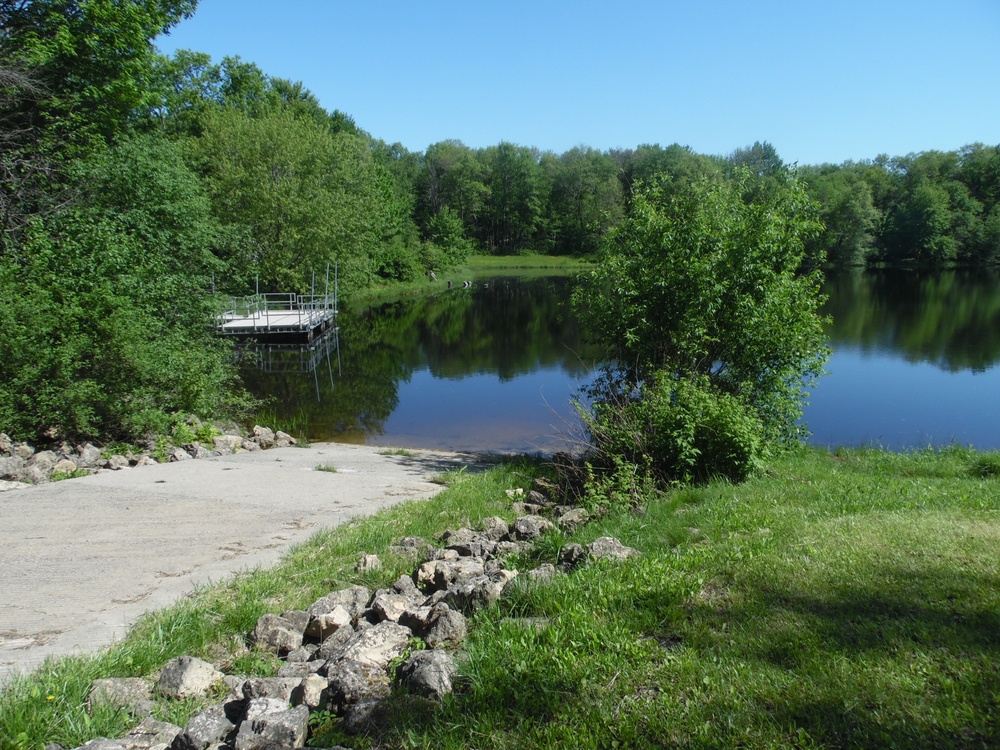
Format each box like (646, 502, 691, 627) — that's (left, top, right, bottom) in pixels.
(544, 146, 623, 255)
(2, 0, 197, 149)
(480, 142, 547, 254)
(801, 165, 880, 267)
(193, 107, 401, 291)
(574, 169, 829, 482)
(0, 133, 244, 441)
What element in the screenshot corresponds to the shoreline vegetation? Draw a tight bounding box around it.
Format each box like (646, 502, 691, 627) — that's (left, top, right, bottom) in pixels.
(2, 445, 999, 749)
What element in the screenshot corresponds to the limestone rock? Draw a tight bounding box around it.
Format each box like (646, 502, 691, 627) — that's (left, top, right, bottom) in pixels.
(315, 625, 357, 661)
(306, 605, 352, 642)
(21, 464, 49, 484)
(388, 536, 429, 557)
(251, 425, 276, 449)
(440, 527, 478, 546)
(121, 717, 182, 750)
(425, 547, 460, 562)
(28, 450, 58, 472)
(13, 442, 34, 460)
(369, 592, 408, 623)
(355, 553, 381, 573)
(253, 613, 304, 655)
(87, 678, 154, 717)
(212, 434, 243, 453)
(157, 656, 223, 699)
(276, 662, 317, 679)
(443, 570, 518, 613)
(391, 573, 425, 607)
(424, 604, 468, 649)
(173, 705, 236, 750)
(234, 697, 309, 750)
(274, 431, 296, 448)
(415, 558, 485, 592)
(76, 442, 103, 468)
(52, 458, 79, 475)
(0, 455, 26, 481)
(306, 585, 370, 640)
(323, 621, 412, 671)
(399, 650, 457, 700)
(558, 542, 588, 569)
(325, 658, 392, 709)
(510, 501, 547, 516)
(290, 674, 329, 710)
(557, 507, 590, 531)
(446, 534, 496, 558)
(510, 515, 555, 541)
(185, 442, 214, 460)
(284, 644, 317, 664)
(241, 677, 304, 704)
(398, 606, 434, 635)
(309, 585, 371, 620)
(587, 536, 640, 561)
(166, 448, 191, 463)
(526, 489, 553, 507)
(479, 516, 510, 541)
(281, 609, 310, 634)
(495, 540, 530, 557)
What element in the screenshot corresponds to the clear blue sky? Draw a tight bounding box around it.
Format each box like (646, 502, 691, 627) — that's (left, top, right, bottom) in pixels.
(155, 0, 1000, 166)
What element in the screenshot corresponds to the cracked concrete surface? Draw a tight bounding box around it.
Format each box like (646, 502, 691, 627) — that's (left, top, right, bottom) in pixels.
(0, 442, 480, 686)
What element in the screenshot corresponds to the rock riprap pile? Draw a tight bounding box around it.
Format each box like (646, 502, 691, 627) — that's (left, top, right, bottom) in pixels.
(51, 479, 640, 750)
(0, 426, 294, 488)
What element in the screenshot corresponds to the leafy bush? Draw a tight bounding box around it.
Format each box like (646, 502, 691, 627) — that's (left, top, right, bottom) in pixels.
(574, 170, 829, 448)
(583, 372, 766, 484)
(0, 134, 251, 443)
(371, 236, 422, 282)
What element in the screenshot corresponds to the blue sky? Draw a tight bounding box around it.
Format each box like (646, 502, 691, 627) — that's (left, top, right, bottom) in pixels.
(155, 0, 1000, 166)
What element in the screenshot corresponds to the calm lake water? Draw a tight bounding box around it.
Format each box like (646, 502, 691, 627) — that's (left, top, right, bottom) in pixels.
(242, 269, 1000, 453)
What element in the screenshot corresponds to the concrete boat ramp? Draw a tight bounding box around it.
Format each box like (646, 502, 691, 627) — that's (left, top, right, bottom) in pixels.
(0, 442, 481, 687)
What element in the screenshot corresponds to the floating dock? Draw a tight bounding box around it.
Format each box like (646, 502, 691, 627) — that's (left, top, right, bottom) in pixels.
(217, 292, 337, 343)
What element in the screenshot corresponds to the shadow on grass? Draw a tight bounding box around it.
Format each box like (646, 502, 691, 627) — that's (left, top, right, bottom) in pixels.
(681, 561, 1000, 748)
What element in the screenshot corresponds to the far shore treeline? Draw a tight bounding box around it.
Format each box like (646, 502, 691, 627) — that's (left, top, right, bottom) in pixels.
(1, 0, 998, 446)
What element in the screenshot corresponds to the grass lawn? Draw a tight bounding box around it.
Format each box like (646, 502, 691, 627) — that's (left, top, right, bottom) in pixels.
(2, 447, 998, 749)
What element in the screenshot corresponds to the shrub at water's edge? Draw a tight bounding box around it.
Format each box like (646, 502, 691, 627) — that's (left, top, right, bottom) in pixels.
(574, 169, 829, 485)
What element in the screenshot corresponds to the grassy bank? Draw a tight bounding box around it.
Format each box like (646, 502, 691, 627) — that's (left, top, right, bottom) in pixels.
(2, 447, 999, 749)
(349, 254, 593, 304)
(462, 254, 594, 272)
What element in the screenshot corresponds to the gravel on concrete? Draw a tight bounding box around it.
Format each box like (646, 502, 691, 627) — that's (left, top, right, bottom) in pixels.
(0, 442, 482, 687)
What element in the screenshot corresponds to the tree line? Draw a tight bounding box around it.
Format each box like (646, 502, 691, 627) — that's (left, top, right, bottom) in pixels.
(1, 0, 997, 446)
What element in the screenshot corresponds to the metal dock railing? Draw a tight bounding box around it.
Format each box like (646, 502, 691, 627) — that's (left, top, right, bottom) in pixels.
(216, 292, 338, 338)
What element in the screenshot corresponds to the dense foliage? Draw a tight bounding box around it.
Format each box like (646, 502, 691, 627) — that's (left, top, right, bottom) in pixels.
(575, 170, 829, 483)
(801, 146, 1000, 267)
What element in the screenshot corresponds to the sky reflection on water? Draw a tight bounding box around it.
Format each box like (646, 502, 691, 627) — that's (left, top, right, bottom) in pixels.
(805, 347, 999, 450)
